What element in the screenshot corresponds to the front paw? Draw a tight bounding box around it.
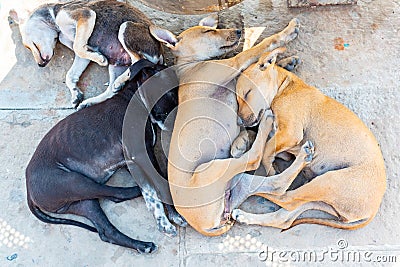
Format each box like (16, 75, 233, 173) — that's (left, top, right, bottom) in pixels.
(76, 100, 93, 111)
(71, 88, 84, 108)
(96, 54, 108, 67)
(285, 18, 300, 42)
(111, 81, 124, 93)
(258, 110, 275, 135)
(168, 211, 188, 227)
(157, 217, 178, 236)
(231, 136, 249, 158)
(231, 209, 248, 224)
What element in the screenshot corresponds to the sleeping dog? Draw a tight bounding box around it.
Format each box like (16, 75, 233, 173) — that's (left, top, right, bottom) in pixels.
(25, 59, 185, 253)
(10, 0, 163, 109)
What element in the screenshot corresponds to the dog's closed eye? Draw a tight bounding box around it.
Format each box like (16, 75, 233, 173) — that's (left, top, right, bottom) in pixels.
(244, 89, 251, 100)
(203, 29, 216, 33)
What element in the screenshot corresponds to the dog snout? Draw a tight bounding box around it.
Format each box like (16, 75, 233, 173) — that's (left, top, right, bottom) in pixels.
(38, 60, 50, 67)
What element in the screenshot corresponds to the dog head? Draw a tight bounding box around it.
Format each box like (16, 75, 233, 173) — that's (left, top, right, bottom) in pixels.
(128, 62, 178, 131)
(149, 14, 242, 62)
(236, 48, 286, 127)
(10, 8, 58, 67)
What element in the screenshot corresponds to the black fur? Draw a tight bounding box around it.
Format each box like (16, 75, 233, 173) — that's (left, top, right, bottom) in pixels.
(26, 59, 177, 253)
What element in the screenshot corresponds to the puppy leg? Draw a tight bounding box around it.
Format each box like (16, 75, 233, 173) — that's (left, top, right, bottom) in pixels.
(262, 122, 304, 175)
(66, 55, 90, 107)
(232, 201, 336, 229)
(63, 199, 157, 253)
(226, 142, 313, 212)
(111, 55, 140, 93)
(228, 18, 300, 73)
(230, 129, 256, 158)
(76, 65, 128, 110)
(72, 9, 108, 66)
(165, 204, 187, 227)
(112, 21, 151, 93)
(277, 56, 301, 71)
(141, 186, 178, 236)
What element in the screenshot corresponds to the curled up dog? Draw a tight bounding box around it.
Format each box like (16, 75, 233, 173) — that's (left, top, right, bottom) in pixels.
(150, 15, 300, 236)
(25, 59, 185, 253)
(10, 0, 163, 109)
(230, 48, 386, 230)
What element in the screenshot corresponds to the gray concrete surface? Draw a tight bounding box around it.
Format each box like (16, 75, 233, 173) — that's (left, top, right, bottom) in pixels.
(0, 0, 399, 266)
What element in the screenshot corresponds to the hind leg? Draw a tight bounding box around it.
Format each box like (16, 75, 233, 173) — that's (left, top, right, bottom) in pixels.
(111, 22, 145, 93)
(166, 204, 187, 227)
(32, 170, 141, 213)
(63, 199, 157, 253)
(232, 201, 337, 229)
(71, 9, 108, 66)
(141, 186, 179, 236)
(76, 65, 128, 110)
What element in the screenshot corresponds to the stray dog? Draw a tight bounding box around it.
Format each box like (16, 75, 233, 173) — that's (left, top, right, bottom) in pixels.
(26, 59, 185, 253)
(10, 0, 163, 109)
(231, 48, 386, 230)
(149, 16, 300, 236)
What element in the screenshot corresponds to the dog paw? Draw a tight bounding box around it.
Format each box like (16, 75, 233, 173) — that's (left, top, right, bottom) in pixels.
(231, 137, 248, 158)
(157, 217, 178, 236)
(278, 56, 301, 71)
(137, 242, 158, 254)
(231, 209, 248, 224)
(259, 110, 274, 134)
(71, 89, 84, 108)
(76, 101, 92, 111)
(111, 81, 124, 93)
(168, 211, 188, 227)
(97, 55, 108, 67)
(285, 18, 300, 42)
(301, 140, 314, 163)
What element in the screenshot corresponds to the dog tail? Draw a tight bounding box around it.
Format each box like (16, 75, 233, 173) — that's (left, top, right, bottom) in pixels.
(27, 198, 97, 233)
(283, 217, 372, 232)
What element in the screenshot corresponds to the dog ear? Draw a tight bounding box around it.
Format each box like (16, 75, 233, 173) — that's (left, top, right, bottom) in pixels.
(258, 47, 286, 71)
(150, 25, 179, 49)
(199, 14, 218, 28)
(9, 9, 29, 25)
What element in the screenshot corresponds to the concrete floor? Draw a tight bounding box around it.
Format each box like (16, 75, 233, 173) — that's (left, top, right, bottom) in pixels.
(0, 0, 399, 266)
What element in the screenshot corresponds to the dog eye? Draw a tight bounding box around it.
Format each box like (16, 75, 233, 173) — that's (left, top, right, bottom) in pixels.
(203, 29, 216, 33)
(244, 90, 251, 100)
(32, 42, 40, 51)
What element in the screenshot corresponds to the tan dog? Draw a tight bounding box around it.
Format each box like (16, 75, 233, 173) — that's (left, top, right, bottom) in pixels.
(231, 48, 386, 230)
(150, 16, 300, 236)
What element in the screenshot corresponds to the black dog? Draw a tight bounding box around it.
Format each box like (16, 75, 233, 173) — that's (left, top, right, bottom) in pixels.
(26, 59, 184, 253)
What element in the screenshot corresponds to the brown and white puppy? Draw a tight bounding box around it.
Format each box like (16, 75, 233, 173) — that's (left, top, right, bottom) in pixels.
(232, 48, 386, 230)
(150, 16, 300, 236)
(10, 0, 163, 109)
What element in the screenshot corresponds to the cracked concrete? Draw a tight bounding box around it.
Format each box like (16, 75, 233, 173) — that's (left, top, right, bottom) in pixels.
(0, 0, 399, 266)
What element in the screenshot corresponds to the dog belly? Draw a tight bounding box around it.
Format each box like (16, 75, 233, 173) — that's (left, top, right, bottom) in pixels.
(170, 108, 239, 168)
(87, 1, 157, 66)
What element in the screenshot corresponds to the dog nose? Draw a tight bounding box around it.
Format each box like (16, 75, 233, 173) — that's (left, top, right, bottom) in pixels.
(237, 116, 244, 126)
(236, 29, 242, 37)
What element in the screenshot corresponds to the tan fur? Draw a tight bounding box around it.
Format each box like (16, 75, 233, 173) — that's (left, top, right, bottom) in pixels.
(233, 49, 386, 230)
(150, 17, 300, 235)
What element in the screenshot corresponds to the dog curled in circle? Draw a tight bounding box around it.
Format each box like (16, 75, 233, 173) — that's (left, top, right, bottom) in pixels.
(25, 59, 185, 253)
(10, 0, 163, 109)
(231, 48, 386, 230)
